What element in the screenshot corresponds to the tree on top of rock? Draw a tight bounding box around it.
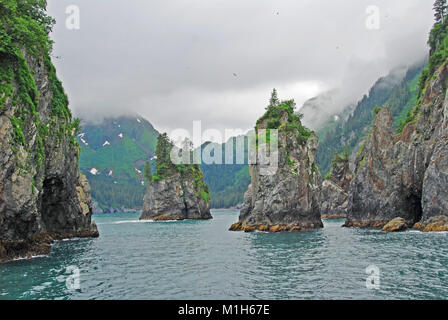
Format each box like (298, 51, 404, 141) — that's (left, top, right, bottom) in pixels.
(267, 88, 279, 109)
(154, 133, 177, 179)
(434, 0, 448, 23)
(256, 90, 312, 146)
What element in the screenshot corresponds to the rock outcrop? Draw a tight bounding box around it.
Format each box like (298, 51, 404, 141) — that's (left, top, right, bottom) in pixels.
(140, 171, 212, 221)
(320, 152, 352, 219)
(0, 4, 98, 263)
(344, 59, 448, 230)
(140, 133, 212, 221)
(413, 216, 448, 232)
(229, 97, 323, 232)
(382, 218, 408, 233)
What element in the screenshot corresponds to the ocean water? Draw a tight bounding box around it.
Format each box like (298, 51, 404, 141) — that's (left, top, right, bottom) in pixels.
(1, 210, 448, 300)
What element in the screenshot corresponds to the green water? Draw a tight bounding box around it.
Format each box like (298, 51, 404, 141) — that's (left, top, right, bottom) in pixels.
(1, 210, 448, 299)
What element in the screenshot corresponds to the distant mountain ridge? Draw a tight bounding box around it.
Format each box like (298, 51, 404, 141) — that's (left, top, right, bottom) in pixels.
(78, 58, 426, 211)
(77, 115, 251, 211)
(77, 115, 159, 211)
(196, 136, 251, 209)
(312, 60, 426, 174)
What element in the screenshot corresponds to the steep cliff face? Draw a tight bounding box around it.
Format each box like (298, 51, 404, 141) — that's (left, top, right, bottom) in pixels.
(229, 97, 323, 232)
(345, 60, 448, 230)
(140, 133, 212, 221)
(0, 2, 98, 263)
(320, 153, 352, 219)
(141, 171, 212, 221)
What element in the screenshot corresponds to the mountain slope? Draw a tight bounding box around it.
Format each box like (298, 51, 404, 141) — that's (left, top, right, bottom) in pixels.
(315, 61, 426, 174)
(198, 136, 251, 208)
(77, 115, 159, 211)
(300, 89, 353, 130)
(77, 115, 251, 210)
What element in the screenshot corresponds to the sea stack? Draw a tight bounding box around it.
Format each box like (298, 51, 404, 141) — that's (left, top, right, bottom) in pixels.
(0, 4, 98, 263)
(345, 59, 448, 231)
(320, 150, 352, 219)
(229, 91, 323, 232)
(140, 134, 212, 221)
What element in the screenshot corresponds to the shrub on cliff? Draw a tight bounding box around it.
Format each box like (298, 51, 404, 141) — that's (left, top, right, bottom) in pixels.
(0, 0, 80, 166)
(256, 89, 312, 146)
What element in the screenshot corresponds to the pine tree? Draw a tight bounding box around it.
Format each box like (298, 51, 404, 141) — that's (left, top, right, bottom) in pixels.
(268, 88, 279, 108)
(144, 161, 152, 182)
(155, 133, 176, 177)
(181, 137, 193, 164)
(434, 0, 448, 23)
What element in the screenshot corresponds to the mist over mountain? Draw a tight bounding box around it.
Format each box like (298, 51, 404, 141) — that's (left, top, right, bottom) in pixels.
(315, 60, 426, 174)
(299, 63, 424, 130)
(47, 0, 434, 134)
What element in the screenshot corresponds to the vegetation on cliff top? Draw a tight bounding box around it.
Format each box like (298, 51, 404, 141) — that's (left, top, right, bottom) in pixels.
(256, 89, 312, 146)
(151, 133, 210, 202)
(0, 0, 81, 167)
(397, 0, 448, 132)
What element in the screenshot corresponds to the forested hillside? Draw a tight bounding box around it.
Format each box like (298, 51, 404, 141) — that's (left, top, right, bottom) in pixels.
(199, 137, 251, 208)
(315, 62, 426, 174)
(77, 115, 250, 210)
(77, 115, 159, 211)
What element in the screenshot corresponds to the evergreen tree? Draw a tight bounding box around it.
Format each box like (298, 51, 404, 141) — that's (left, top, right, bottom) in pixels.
(155, 133, 176, 178)
(16, 0, 55, 33)
(144, 161, 152, 182)
(434, 0, 447, 23)
(181, 137, 194, 164)
(268, 88, 279, 109)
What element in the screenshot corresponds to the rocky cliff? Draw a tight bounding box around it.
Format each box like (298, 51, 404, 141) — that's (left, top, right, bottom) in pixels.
(141, 171, 212, 221)
(0, 2, 98, 263)
(320, 151, 352, 219)
(345, 60, 448, 231)
(140, 134, 212, 221)
(229, 96, 323, 232)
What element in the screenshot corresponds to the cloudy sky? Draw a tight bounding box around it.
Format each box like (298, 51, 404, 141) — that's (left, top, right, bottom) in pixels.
(47, 0, 434, 140)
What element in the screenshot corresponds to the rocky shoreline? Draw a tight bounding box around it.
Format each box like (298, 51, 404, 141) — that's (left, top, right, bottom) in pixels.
(0, 227, 99, 264)
(229, 221, 323, 233)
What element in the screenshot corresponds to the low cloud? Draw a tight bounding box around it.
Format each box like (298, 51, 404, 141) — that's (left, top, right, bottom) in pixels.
(47, 0, 434, 137)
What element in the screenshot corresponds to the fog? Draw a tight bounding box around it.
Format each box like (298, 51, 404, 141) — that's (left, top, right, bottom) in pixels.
(47, 0, 434, 139)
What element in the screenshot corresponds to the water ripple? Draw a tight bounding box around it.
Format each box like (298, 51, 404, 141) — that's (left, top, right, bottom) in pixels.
(1, 212, 448, 299)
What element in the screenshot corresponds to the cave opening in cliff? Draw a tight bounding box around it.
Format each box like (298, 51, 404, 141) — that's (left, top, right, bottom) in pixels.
(41, 176, 68, 232)
(407, 194, 423, 224)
